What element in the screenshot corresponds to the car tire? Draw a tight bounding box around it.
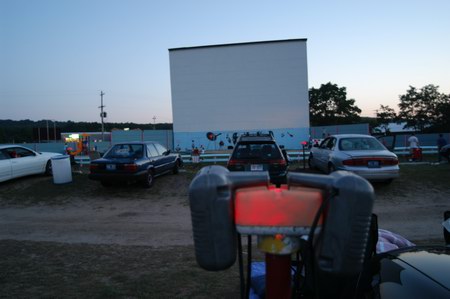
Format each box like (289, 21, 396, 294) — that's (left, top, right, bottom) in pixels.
(328, 163, 336, 174)
(142, 171, 154, 188)
(173, 161, 179, 174)
(45, 160, 52, 176)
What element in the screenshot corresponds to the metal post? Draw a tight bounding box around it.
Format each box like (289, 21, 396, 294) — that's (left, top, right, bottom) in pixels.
(46, 120, 49, 143)
(265, 253, 292, 299)
(100, 91, 105, 141)
(302, 144, 306, 169)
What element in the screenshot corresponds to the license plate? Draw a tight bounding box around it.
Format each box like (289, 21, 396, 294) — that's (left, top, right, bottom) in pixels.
(367, 161, 380, 168)
(250, 164, 263, 171)
(106, 164, 116, 170)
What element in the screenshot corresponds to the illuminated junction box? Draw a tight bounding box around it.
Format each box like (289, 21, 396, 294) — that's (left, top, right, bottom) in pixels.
(234, 186, 324, 236)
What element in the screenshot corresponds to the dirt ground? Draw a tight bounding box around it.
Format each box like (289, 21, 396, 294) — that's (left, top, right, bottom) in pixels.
(0, 165, 448, 246)
(0, 164, 449, 297)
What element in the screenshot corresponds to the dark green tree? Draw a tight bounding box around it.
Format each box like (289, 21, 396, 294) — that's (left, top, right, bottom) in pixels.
(432, 95, 450, 132)
(375, 105, 397, 133)
(309, 82, 361, 126)
(0, 119, 173, 143)
(398, 84, 448, 131)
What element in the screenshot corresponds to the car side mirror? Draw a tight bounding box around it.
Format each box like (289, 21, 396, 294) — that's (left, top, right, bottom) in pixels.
(165, 150, 171, 155)
(313, 144, 319, 148)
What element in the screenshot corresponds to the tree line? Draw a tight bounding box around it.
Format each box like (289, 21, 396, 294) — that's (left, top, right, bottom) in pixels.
(309, 82, 450, 133)
(0, 120, 173, 143)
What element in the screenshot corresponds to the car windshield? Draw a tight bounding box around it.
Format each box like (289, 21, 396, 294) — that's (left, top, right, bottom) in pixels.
(232, 142, 282, 159)
(104, 144, 144, 158)
(339, 138, 386, 151)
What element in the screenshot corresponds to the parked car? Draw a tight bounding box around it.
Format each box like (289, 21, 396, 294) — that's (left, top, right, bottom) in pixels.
(0, 145, 62, 183)
(308, 134, 399, 182)
(373, 245, 450, 298)
(227, 133, 288, 184)
(88, 142, 182, 187)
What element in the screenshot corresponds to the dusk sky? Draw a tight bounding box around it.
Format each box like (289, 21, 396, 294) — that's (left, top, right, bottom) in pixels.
(1, 0, 449, 124)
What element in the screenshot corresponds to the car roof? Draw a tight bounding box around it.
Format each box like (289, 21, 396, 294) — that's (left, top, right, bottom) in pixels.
(112, 141, 158, 145)
(329, 134, 374, 139)
(238, 133, 276, 142)
(0, 144, 29, 150)
(239, 136, 275, 142)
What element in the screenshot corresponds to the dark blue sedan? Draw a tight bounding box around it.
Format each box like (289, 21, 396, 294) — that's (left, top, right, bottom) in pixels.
(89, 142, 183, 187)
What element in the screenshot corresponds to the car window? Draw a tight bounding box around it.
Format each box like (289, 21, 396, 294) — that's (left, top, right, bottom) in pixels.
(130, 144, 144, 158)
(319, 138, 330, 149)
(4, 147, 32, 158)
(147, 144, 159, 157)
(153, 143, 167, 155)
(14, 147, 36, 157)
(328, 138, 336, 149)
(338, 138, 385, 151)
(319, 138, 335, 150)
(232, 142, 281, 159)
(104, 144, 144, 158)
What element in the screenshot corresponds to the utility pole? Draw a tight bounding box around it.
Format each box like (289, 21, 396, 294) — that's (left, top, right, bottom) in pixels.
(46, 120, 49, 142)
(53, 120, 56, 142)
(153, 116, 156, 130)
(99, 91, 106, 141)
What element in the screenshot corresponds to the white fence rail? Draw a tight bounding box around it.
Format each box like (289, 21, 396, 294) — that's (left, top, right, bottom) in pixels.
(180, 146, 440, 164)
(74, 146, 440, 165)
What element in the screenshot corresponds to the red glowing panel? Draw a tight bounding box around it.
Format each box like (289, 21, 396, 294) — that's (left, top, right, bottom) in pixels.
(234, 186, 324, 227)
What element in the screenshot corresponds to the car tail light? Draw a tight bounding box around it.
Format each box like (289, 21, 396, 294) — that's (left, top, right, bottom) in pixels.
(272, 159, 287, 166)
(381, 158, 399, 165)
(228, 159, 246, 166)
(123, 164, 138, 172)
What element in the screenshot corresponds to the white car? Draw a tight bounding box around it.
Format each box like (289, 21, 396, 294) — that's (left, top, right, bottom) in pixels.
(308, 134, 399, 182)
(0, 145, 62, 183)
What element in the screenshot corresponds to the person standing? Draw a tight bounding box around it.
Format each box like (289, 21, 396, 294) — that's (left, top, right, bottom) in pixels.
(408, 133, 419, 161)
(437, 134, 447, 162)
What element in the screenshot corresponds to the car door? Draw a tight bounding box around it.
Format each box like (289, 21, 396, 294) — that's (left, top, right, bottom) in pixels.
(315, 138, 336, 171)
(7, 147, 43, 178)
(153, 143, 173, 172)
(146, 143, 165, 175)
(0, 150, 13, 182)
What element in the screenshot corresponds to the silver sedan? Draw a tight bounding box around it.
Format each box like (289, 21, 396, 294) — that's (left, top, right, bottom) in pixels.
(308, 134, 399, 182)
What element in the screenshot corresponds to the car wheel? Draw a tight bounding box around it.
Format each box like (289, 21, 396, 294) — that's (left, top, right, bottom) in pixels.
(45, 160, 52, 175)
(173, 161, 179, 174)
(328, 163, 336, 174)
(142, 171, 154, 188)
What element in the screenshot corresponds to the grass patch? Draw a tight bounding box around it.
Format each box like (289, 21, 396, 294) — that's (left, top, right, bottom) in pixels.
(0, 240, 240, 298)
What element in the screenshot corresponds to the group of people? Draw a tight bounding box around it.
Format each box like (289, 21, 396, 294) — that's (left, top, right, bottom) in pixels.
(408, 133, 449, 163)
